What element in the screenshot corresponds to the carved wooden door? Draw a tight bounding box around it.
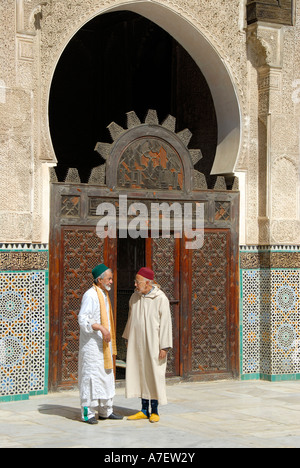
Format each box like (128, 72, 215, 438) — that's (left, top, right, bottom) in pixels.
(145, 229, 238, 380)
(49, 221, 116, 390)
(61, 228, 105, 385)
(189, 229, 236, 378)
(49, 184, 239, 389)
(179, 228, 239, 379)
(146, 236, 180, 376)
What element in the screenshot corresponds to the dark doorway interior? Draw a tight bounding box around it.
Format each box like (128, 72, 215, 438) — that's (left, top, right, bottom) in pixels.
(49, 10, 218, 187)
(116, 235, 145, 378)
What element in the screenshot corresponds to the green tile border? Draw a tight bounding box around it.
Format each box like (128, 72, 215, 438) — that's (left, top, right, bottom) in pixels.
(0, 393, 30, 403)
(239, 266, 244, 378)
(241, 373, 300, 382)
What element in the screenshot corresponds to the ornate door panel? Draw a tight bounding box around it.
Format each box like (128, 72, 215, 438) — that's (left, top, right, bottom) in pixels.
(146, 236, 180, 377)
(50, 227, 107, 389)
(60, 228, 105, 386)
(191, 230, 231, 377)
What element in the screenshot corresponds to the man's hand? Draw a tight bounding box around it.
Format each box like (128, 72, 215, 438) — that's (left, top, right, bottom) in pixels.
(92, 323, 111, 343)
(159, 349, 167, 360)
(101, 327, 111, 343)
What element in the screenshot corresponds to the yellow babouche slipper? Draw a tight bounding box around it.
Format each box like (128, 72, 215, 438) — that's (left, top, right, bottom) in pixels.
(149, 413, 160, 423)
(127, 411, 149, 421)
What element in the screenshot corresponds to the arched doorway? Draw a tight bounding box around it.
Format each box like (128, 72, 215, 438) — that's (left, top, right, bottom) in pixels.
(48, 8, 240, 390)
(49, 10, 219, 188)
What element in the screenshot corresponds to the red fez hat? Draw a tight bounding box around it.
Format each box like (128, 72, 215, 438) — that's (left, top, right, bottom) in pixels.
(137, 267, 154, 281)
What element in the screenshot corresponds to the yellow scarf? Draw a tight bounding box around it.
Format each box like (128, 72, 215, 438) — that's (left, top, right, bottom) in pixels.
(94, 285, 117, 370)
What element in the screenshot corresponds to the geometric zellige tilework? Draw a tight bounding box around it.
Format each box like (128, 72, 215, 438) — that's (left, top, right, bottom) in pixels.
(0, 271, 47, 398)
(242, 269, 300, 376)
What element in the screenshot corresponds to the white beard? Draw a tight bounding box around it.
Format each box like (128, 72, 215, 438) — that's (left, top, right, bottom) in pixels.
(104, 285, 111, 292)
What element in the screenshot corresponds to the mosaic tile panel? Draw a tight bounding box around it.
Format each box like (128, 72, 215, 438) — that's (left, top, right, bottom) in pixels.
(241, 246, 300, 381)
(0, 270, 48, 400)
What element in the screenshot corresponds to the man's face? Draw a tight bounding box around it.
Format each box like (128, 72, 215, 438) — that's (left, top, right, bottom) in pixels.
(98, 270, 113, 291)
(135, 274, 150, 295)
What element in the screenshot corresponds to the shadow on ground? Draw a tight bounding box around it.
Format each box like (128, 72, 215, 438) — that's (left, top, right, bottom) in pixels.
(38, 404, 137, 422)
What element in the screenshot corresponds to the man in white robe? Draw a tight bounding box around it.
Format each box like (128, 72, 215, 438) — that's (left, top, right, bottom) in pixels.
(78, 263, 123, 424)
(123, 267, 173, 423)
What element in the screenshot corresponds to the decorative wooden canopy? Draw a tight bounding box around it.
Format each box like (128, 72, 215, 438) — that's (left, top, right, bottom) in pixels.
(94, 110, 202, 193)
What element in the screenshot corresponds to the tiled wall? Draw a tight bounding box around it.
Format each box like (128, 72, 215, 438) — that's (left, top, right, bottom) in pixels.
(1, 243, 300, 401)
(240, 246, 300, 381)
(0, 244, 48, 401)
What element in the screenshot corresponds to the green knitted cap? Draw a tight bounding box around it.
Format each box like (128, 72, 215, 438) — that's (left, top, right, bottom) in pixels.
(92, 263, 109, 280)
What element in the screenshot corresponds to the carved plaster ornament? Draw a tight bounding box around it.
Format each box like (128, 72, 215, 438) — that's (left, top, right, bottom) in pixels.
(16, 0, 48, 34)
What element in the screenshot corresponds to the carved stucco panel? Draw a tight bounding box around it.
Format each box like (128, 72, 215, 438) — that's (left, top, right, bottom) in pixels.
(271, 156, 299, 219)
(271, 220, 300, 244)
(0, 1, 16, 86)
(0, 87, 32, 133)
(246, 219, 259, 245)
(272, 115, 299, 155)
(0, 134, 32, 213)
(0, 213, 33, 242)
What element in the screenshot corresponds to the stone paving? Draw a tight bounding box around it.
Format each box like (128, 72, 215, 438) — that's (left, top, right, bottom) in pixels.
(1, 379, 300, 448)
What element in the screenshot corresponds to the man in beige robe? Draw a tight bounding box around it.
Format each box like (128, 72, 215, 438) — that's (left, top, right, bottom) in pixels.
(122, 267, 173, 423)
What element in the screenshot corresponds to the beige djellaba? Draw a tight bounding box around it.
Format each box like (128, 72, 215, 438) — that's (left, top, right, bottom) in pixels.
(122, 285, 173, 405)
